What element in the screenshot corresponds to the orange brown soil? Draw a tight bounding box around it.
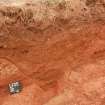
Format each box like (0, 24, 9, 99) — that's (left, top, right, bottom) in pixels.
(1, 0, 105, 105)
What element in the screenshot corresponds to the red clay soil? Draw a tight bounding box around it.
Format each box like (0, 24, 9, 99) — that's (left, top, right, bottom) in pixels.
(1, 0, 105, 105)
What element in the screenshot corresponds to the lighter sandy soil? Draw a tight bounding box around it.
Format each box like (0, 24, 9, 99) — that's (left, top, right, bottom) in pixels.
(1, 0, 105, 105)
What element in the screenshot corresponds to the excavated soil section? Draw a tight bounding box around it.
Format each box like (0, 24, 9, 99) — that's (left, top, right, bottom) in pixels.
(1, 0, 105, 105)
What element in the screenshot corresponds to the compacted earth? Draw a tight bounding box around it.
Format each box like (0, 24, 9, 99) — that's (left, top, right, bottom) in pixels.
(1, 0, 105, 105)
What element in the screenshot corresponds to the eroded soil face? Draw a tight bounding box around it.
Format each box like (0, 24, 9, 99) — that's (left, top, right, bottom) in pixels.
(1, 0, 105, 105)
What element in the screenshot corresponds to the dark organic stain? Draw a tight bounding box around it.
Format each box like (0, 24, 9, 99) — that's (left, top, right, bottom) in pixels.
(102, 3, 105, 7)
(100, 0, 105, 8)
(93, 49, 105, 58)
(82, 8, 87, 11)
(86, 0, 96, 6)
(21, 49, 29, 54)
(70, 8, 74, 12)
(55, 17, 70, 26)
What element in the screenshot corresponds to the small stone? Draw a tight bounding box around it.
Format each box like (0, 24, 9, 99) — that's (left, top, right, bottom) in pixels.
(8, 81, 22, 94)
